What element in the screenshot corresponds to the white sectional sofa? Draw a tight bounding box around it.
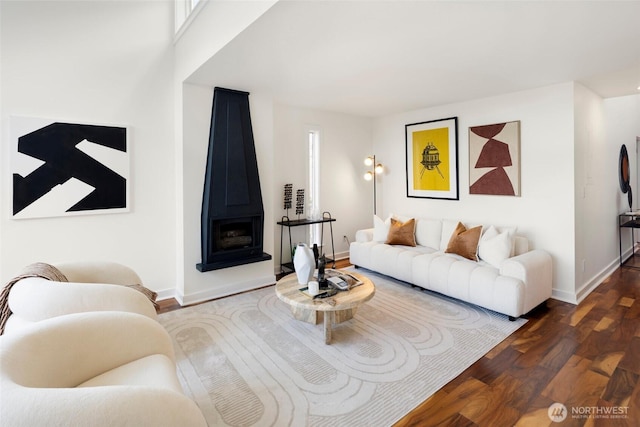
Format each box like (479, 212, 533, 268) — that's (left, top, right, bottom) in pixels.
(349, 215, 552, 319)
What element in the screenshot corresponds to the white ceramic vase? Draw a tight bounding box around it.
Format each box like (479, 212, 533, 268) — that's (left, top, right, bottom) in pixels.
(293, 243, 315, 285)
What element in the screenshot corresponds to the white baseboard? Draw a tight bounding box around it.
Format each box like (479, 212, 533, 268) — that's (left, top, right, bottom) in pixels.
(157, 253, 353, 306)
(551, 289, 578, 304)
(334, 250, 350, 262)
(155, 289, 176, 302)
(552, 252, 627, 305)
(175, 274, 275, 306)
(574, 257, 621, 304)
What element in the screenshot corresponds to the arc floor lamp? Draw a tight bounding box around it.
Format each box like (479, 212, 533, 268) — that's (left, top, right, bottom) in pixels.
(364, 155, 384, 215)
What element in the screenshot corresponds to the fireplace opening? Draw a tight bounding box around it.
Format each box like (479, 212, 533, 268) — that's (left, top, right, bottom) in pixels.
(201, 215, 266, 270)
(215, 219, 253, 251)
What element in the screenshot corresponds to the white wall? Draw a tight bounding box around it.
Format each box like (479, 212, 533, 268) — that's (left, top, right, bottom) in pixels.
(572, 83, 617, 301)
(273, 105, 373, 267)
(0, 1, 176, 294)
(372, 83, 578, 301)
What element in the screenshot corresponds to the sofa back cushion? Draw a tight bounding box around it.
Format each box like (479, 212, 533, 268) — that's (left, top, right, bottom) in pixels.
(415, 218, 442, 250)
(368, 215, 529, 261)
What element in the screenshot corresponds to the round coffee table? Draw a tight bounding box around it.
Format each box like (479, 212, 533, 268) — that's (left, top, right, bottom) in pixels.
(275, 271, 375, 344)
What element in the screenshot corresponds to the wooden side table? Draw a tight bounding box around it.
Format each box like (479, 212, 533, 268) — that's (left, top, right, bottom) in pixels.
(275, 271, 375, 344)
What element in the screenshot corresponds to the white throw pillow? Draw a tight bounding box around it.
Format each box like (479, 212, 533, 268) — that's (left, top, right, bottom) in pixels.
(373, 215, 391, 242)
(478, 225, 515, 267)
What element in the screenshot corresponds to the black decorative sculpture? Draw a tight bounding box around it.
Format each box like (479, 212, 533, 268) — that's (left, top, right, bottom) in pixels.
(283, 183, 292, 215)
(619, 145, 632, 210)
(295, 189, 305, 217)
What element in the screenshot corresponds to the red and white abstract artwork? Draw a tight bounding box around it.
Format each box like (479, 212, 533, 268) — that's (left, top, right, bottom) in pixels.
(469, 121, 520, 196)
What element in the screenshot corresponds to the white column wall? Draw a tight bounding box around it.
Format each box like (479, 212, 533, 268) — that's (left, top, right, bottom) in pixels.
(173, 1, 278, 302)
(573, 83, 616, 301)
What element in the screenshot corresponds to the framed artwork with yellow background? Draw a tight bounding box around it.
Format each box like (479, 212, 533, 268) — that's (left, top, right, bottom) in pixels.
(405, 117, 459, 200)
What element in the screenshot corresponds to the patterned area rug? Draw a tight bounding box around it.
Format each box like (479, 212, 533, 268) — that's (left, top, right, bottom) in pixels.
(159, 269, 526, 426)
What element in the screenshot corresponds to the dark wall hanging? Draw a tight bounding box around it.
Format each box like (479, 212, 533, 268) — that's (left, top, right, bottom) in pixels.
(11, 117, 129, 219)
(619, 144, 632, 210)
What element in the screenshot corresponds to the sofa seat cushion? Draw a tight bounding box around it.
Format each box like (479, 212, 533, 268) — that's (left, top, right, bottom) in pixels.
(411, 253, 523, 316)
(368, 243, 435, 283)
(78, 354, 183, 394)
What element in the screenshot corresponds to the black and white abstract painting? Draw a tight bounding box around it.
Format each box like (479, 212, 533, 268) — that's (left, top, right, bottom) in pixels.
(11, 117, 129, 219)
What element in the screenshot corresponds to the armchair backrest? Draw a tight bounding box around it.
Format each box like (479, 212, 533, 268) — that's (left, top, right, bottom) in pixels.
(54, 261, 142, 286)
(1, 311, 174, 388)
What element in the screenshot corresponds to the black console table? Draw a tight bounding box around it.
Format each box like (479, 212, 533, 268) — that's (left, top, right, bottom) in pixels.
(277, 212, 336, 274)
(619, 212, 640, 269)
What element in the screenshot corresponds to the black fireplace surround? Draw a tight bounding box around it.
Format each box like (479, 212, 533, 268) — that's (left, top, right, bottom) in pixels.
(197, 87, 271, 272)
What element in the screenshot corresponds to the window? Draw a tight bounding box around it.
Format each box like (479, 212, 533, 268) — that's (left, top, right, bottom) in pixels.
(308, 129, 321, 245)
(175, 0, 205, 37)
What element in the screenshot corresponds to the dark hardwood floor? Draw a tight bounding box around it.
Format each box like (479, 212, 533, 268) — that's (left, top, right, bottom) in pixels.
(157, 259, 640, 427)
(395, 265, 640, 427)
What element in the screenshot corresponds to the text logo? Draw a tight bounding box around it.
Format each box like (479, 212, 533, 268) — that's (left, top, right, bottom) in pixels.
(548, 402, 568, 423)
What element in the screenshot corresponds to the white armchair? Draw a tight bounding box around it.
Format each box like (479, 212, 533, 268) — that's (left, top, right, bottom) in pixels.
(3, 261, 157, 334)
(0, 311, 207, 427)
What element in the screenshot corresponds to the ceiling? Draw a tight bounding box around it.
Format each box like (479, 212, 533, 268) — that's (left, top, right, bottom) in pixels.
(188, 1, 640, 117)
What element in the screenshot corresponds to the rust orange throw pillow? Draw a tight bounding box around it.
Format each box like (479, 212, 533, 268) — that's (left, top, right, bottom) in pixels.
(385, 217, 417, 246)
(445, 222, 482, 260)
